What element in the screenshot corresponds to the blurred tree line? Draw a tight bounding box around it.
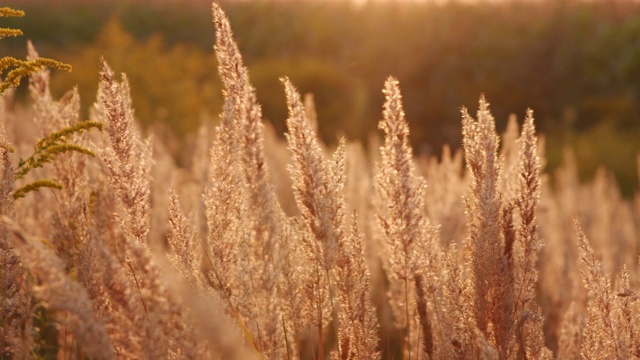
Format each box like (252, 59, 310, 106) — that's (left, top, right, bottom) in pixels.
(2, 0, 639, 194)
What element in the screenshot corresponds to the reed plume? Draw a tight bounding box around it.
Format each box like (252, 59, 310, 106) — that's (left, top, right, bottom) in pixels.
(168, 188, 204, 287)
(513, 110, 551, 358)
(375, 77, 437, 359)
(462, 97, 505, 342)
(97, 59, 151, 245)
(210, 5, 286, 358)
(462, 97, 534, 358)
(333, 214, 380, 360)
(576, 221, 623, 359)
(3, 218, 115, 359)
(284, 77, 344, 274)
(283, 77, 351, 358)
(0, 105, 32, 358)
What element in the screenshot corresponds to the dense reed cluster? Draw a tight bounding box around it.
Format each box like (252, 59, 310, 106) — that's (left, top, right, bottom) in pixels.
(1, 3, 639, 359)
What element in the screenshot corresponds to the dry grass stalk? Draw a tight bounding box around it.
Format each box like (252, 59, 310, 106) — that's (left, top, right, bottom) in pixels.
(420, 145, 466, 246)
(462, 96, 513, 356)
(557, 302, 584, 360)
(3, 218, 115, 359)
(375, 77, 437, 359)
(284, 77, 344, 275)
(167, 188, 204, 288)
(616, 265, 640, 358)
(283, 77, 346, 358)
(0, 105, 32, 358)
(97, 59, 151, 245)
(97, 61, 202, 359)
(163, 270, 250, 360)
(576, 220, 622, 359)
(275, 218, 311, 357)
(440, 243, 484, 359)
(77, 226, 147, 358)
(123, 230, 202, 358)
(304, 93, 319, 135)
(210, 5, 287, 357)
(202, 70, 250, 357)
(28, 42, 93, 272)
(461, 103, 553, 358)
(203, 87, 243, 303)
(27, 41, 60, 135)
(513, 110, 550, 358)
(499, 114, 521, 202)
(333, 214, 380, 360)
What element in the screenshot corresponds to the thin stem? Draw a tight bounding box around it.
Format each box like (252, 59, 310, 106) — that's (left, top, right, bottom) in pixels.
(282, 314, 292, 360)
(126, 260, 148, 317)
(405, 276, 411, 360)
(316, 263, 325, 360)
(202, 246, 265, 359)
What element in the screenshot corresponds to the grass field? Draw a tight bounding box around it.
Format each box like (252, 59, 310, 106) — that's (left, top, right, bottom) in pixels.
(1, 2, 640, 359)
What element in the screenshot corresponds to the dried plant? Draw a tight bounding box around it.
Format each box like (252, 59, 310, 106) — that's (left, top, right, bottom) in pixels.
(3, 218, 114, 359)
(167, 188, 204, 287)
(0, 106, 32, 358)
(576, 221, 623, 359)
(283, 79, 346, 354)
(461, 100, 552, 359)
(375, 77, 439, 359)
(333, 214, 380, 360)
(96, 59, 151, 244)
(0, 2, 638, 359)
(206, 5, 287, 358)
(462, 96, 511, 355)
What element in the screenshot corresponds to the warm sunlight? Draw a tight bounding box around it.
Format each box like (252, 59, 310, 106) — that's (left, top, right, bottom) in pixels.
(1, 0, 639, 358)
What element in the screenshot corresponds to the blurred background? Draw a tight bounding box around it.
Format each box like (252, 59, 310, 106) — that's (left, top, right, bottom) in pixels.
(2, 0, 639, 194)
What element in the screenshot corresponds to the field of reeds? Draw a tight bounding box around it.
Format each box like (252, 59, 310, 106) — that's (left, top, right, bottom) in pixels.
(1, 3, 640, 359)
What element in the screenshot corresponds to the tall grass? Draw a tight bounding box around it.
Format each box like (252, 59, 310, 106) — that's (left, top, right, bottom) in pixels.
(1, 3, 639, 359)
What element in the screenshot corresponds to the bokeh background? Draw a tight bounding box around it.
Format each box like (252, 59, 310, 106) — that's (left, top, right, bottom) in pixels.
(3, 0, 640, 194)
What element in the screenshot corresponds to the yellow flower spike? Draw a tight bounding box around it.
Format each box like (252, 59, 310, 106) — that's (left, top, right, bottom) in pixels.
(0, 7, 25, 18)
(0, 7, 71, 94)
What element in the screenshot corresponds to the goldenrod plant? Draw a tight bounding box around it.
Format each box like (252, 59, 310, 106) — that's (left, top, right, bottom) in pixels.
(0, 7, 102, 202)
(0, 7, 71, 94)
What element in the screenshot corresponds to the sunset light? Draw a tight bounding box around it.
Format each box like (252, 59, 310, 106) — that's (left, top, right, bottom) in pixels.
(1, 0, 639, 358)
